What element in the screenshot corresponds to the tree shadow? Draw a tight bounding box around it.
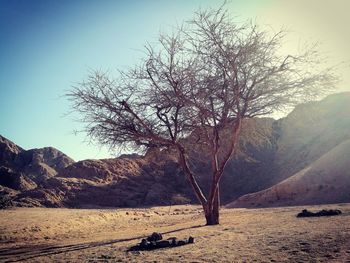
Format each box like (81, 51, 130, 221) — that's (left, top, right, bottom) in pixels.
(0, 224, 203, 262)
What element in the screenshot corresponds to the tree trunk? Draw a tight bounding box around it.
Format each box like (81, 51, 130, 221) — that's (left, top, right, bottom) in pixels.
(205, 187, 220, 225)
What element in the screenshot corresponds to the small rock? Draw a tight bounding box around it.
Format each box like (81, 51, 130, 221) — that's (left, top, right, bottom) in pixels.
(297, 209, 342, 218)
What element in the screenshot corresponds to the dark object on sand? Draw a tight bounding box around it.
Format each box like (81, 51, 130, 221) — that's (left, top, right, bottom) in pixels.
(128, 232, 194, 251)
(297, 209, 342, 218)
(146, 232, 163, 242)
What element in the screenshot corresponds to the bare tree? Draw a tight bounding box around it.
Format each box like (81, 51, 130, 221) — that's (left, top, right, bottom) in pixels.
(67, 6, 336, 225)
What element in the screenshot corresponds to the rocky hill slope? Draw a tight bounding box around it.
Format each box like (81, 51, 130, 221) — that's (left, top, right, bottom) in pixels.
(0, 135, 74, 207)
(227, 139, 350, 208)
(1, 92, 350, 208)
(272, 92, 350, 183)
(227, 92, 350, 207)
(0, 118, 277, 208)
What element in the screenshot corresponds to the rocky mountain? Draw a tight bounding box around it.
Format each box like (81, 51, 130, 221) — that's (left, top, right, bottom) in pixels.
(0, 118, 277, 208)
(272, 92, 350, 183)
(227, 139, 350, 208)
(227, 92, 350, 208)
(25, 117, 276, 208)
(1, 92, 350, 208)
(0, 135, 74, 181)
(43, 155, 192, 208)
(0, 135, 74, 207)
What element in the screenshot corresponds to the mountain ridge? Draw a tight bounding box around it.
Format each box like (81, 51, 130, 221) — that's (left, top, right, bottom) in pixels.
(227, 139, 350, 208)
(1, 92, 350, 208)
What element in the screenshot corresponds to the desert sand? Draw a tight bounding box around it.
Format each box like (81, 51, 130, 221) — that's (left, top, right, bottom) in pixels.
(0, 204, 349, 262)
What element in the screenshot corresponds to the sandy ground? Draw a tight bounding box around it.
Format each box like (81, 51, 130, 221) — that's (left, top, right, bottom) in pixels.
(0, 204, 349, 262)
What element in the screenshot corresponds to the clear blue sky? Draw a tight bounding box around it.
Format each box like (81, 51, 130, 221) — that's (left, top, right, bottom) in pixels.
(1, 0, 349, 161)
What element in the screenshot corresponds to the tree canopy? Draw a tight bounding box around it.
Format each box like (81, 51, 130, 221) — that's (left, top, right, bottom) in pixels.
(67, 5, 336, 225)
